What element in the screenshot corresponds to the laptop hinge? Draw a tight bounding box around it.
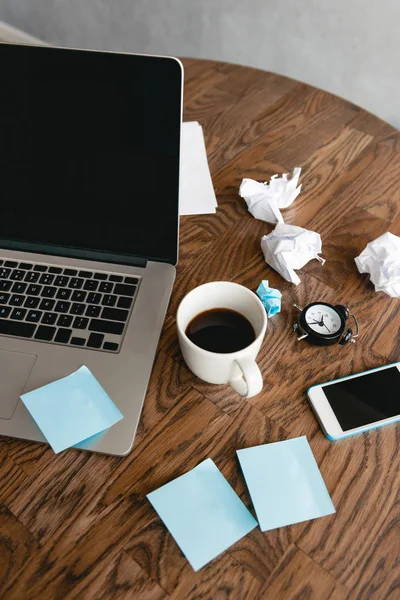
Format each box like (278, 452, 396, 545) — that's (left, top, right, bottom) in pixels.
(0, 240, 147, 268)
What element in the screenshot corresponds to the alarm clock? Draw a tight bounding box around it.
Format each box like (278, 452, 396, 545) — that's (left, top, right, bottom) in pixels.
(293, 302, 359, 346)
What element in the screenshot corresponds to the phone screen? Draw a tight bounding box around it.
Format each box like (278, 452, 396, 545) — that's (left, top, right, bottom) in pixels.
(322, 367, 400, 431)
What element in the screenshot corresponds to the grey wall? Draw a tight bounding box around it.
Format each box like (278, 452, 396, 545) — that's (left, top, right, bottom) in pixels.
(1, 0, 399, 128)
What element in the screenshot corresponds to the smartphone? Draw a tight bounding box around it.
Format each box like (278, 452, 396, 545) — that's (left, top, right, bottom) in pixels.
(307, 362, 400, 440)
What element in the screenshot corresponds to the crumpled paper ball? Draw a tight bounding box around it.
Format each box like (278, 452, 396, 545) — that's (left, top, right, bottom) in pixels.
(261, 222, 325, 285)
(256, 280, 282, 317)
(354, 231, 400, 297)
(239, 167, 302, 224)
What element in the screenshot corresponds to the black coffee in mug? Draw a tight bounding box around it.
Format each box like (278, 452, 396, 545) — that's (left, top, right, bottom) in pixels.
(185, 308, 256, 353)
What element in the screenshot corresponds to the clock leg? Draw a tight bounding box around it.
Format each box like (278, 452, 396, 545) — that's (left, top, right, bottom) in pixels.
(297, 333, 309, 341)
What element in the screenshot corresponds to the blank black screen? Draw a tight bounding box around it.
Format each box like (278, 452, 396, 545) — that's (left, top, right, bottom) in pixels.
(0, 44, 182, 264)
(323, 367, 400, 431)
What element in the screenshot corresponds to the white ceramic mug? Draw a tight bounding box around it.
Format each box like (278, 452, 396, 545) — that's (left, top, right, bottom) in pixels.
(176, 281, 267, 398)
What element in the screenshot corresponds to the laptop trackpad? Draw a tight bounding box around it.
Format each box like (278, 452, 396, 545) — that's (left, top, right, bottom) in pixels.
(0, 349, 37, 419)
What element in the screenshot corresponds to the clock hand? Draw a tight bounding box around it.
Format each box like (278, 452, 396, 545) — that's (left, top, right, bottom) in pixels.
(309, 316, 331, 332)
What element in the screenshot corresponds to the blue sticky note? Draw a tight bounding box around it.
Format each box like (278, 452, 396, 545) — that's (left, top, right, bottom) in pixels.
(20, 365, 123, 454)
(147, 458, 257, 571)
(237, 437, 335, 531)
(256, 280, 282, 317)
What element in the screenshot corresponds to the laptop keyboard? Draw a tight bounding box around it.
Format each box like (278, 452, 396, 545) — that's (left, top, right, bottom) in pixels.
(0, 259, 140, 352)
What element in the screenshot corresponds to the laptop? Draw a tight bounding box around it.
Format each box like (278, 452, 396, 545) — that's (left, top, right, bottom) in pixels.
(0, 43, 183, 456)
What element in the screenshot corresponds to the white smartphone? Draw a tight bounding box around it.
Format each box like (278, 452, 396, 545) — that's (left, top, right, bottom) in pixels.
(307, 362, 400, 440)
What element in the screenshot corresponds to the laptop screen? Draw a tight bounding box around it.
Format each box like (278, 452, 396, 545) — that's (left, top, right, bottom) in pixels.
(0, 44, 182, 265)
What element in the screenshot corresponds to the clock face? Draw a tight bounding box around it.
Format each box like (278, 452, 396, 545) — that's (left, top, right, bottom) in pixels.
(304, 304, 342, 336)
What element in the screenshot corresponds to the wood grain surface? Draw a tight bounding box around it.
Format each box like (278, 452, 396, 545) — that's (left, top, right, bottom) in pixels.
(1, 57, 400, 600)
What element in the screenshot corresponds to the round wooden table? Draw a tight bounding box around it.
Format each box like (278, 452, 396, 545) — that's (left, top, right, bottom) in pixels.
(2, 58, 399, 600)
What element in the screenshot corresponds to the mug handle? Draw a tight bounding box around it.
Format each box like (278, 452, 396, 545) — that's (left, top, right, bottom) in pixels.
(229, 357, 263, 398)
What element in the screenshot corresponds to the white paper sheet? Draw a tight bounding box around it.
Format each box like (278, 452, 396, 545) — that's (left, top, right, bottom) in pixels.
(180, 121, 217, 215)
